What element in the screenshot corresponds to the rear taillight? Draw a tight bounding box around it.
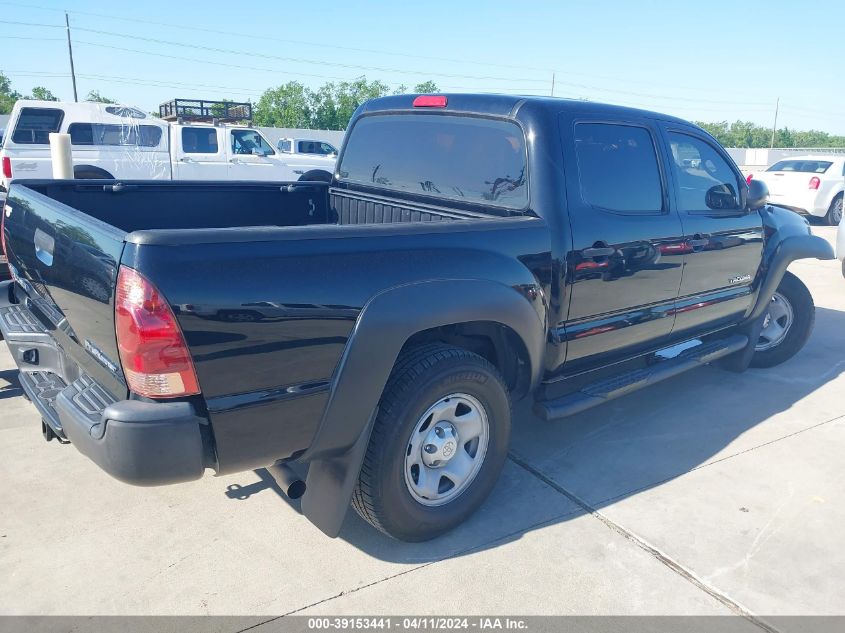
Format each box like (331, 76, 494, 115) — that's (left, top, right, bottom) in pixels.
(115, 266, 200, 398)
(2, 157, 11, 179)
(809, 176, 821, 190)
(746, 173, 753, 185)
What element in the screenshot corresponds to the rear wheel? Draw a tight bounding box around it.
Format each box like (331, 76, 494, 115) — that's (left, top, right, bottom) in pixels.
(352, 344, 511, 541)
(298, 169, 332, 182)
(825, 194, 843, 226)
(750, 271, 814, 368)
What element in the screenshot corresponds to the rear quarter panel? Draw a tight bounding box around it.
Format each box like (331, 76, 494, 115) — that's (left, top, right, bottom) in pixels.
(124, 218, 551, 474)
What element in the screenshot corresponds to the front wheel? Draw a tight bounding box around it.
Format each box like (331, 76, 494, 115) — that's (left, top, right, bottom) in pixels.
(750, 271, 815, 368)
(352, 344, 511, 541)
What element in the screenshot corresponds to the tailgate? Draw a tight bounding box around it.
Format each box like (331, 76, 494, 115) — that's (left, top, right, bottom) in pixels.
(2, 183, 127, 399)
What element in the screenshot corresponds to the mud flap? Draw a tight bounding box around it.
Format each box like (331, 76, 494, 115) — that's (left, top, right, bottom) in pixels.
(301, 408, 377, 537)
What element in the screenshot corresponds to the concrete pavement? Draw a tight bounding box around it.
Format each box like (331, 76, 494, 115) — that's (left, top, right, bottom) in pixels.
(0, 227, 843, 624)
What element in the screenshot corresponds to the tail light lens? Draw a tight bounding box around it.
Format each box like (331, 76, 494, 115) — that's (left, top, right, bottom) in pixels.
(115, 266, 200, 398)
(413, 95, 447, 108)
(809, 177, 821, 190)
(2, 157, 11, 179)
(746, 173, 753, 185)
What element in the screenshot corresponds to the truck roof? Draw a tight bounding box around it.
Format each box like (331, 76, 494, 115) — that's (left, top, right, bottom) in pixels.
(9, 100, 167, 128)
(358, 93, 693, 127)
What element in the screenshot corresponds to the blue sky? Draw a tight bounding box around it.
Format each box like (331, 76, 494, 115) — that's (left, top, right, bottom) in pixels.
(2, 0, 844, 133)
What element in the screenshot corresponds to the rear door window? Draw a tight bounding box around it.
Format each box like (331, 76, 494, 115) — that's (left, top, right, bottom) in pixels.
(573, 122, 664, 213)
(182, 127, 219, 154)
(11, 107, 64, 144)
(69, 123, 163, 147)
(338, 114, 527, 209)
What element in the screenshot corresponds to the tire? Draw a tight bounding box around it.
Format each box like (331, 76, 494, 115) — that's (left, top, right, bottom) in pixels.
(825, 194, 843, 226)
(298, 169, 332, 182)
(352, 344, 511, 541)
(750, 271, 814, 368)
(73, 166, 115, 180)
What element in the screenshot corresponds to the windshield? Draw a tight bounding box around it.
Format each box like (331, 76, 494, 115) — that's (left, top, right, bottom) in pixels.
(767, 159, 832, 173)
(338, 114, 527, 209)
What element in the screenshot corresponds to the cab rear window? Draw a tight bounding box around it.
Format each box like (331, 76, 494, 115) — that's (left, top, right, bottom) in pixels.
(11, 107, 64, 144)
(767, 160, 832, 173)
(338, 114, 527, 209)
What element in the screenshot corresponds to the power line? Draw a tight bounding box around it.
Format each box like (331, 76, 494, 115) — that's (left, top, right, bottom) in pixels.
(1, 1, 782, 99)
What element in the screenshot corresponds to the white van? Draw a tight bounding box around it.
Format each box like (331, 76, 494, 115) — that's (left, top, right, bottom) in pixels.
(0, 100, 335, 190)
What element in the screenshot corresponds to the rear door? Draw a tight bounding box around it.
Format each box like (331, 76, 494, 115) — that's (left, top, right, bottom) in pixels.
(173, 126, 227, 180)
(559, 115, 686, 371)
(660, 126, 764, 337)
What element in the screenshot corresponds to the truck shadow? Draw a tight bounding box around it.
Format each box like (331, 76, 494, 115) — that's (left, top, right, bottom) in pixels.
(0, 368, 23, 400)
(225, 305, 845, 563)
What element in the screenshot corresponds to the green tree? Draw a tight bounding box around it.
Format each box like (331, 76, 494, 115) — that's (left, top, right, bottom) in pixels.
(85, 90, 116, 104)
(413, 81, 439, 94)
(332, 77, 391, 129)
(254, 81, 312, 128)
(28, 86, 58, 101)
(1, 71, 22, 114)
(308, 83, 339, 129)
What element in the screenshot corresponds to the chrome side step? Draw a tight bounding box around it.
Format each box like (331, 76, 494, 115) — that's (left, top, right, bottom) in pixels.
(534, 334, 749, 421)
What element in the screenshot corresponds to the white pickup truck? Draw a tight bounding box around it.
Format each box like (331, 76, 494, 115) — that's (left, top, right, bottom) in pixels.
(0, 100, 336, 190)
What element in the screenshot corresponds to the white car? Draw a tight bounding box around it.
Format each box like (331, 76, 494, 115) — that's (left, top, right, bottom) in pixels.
(751, 155, 844, 225)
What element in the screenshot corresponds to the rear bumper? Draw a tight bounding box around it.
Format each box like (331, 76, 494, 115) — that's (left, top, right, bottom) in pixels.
(0, 281, 207, 486)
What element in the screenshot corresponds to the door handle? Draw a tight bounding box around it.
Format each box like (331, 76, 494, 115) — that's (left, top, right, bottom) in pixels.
(229, 158, 240, 164)
(582, 247, 615, 258)
(180, 157, 193, 163)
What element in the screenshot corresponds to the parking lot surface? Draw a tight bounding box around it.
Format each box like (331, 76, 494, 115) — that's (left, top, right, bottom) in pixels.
(0, 227, 843, 623)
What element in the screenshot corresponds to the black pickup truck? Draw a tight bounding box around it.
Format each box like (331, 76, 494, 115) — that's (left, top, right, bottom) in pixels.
(0, 94, 834, 541)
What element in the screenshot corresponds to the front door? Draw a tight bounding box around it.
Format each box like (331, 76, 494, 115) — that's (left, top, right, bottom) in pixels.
(660, 126, 764, 337)
(227, 129, 283, 181)
(558, 116, 686, 372)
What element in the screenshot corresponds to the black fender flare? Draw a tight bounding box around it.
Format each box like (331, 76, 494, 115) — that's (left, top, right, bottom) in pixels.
(746, 234, 833, 322)
(73, 165, 115, 180)
(300, 278, 546, 537)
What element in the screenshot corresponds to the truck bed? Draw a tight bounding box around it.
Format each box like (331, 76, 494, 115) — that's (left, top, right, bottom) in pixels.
(20, 180, 495, 234)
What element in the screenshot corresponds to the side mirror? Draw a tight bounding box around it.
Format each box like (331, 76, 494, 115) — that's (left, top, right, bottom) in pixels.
(705, 184, 739, 210)
(746, 178, 768, 210)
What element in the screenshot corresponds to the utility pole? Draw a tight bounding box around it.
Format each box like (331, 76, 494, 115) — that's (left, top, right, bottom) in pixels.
(551, 72, 555, 97)
(770, 97, 779, 148)
(65, 12, 78, 102)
